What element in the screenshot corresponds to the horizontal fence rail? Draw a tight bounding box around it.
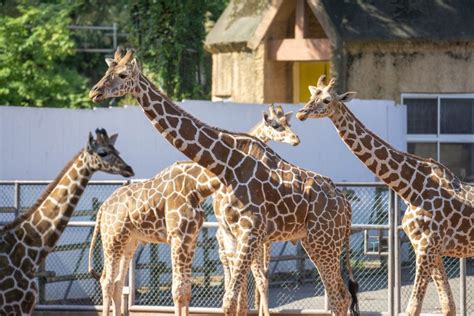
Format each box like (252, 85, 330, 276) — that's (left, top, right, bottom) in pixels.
(0, 180, 471, 315)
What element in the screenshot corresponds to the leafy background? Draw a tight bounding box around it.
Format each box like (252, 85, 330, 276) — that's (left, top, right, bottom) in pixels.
(0, 0, 228, 108)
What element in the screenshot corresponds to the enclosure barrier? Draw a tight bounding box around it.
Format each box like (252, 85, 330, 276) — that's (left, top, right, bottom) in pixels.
(0, 180, 472, 315)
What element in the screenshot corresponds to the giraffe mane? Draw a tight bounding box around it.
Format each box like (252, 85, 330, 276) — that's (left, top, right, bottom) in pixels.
(340, 102, 458, 181)
(1, 150, 83, 233)
(144, 75, 268, 147)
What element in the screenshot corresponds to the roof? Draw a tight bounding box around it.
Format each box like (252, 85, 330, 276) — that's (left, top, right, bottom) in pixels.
(205, 0, 474, 53)
(205, 0, 273, 52)
(322, 0, 474, 41)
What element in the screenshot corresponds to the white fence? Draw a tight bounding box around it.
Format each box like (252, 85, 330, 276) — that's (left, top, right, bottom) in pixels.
(0, 100, 405, 182)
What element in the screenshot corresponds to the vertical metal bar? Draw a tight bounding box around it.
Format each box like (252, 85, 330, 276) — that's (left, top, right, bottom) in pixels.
(14, 181, 20, 217)
(324, 290, 329, 311)
(460, 258, 466, 316)
(113, 23, 117, 50)
(387, 190, 394, 315)
(394, 194, 401, 315)
(128, 251, 136, 312)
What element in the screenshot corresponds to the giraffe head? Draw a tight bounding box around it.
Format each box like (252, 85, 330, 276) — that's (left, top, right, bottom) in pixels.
(260, 104, 300, 146)
(89, 48, 140, 103)
(295, 75, 356, 121)
(84, 128, 135, 177)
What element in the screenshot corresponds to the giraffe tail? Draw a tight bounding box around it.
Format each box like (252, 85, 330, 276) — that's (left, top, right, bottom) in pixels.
(345, 207, 360, 316)
(88, 206, 103, 281)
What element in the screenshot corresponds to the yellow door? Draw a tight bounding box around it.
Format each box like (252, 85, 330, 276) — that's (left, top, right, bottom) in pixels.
(293, 62, 330, 103)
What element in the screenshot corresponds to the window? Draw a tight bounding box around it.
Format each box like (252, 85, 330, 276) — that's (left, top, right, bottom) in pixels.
(403, 94, 474, 182)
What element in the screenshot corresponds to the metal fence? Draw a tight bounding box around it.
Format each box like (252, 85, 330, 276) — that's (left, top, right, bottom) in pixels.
(0, 181, 472, 315)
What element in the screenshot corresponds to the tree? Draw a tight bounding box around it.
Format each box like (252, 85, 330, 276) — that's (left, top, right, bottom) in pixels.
(128, 0, 228, 100)
(0, 3, 89, 107)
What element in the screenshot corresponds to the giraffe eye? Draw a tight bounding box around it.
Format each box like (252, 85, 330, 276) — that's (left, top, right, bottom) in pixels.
(323, 98, 331, 104)
(118, 73, 127, 79)
(97, 150, 108, 157)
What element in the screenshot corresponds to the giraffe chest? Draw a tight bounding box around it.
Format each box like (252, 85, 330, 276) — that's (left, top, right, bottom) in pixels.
(402, 203, 474, 256)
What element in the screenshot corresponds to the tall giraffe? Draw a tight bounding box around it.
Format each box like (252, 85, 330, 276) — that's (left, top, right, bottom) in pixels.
(88, 105, 300, 316)
(296, 75, 474, 316)
(89, 49, 359, 316)
(0, 129, 134, 316)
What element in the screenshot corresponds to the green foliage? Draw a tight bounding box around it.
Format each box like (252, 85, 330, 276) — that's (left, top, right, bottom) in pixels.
(0, 3, 90, 107)
(129, 0, 228, 100)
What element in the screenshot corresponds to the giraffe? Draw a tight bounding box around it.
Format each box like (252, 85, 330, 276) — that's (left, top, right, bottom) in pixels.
(296, 75, 474, 316)
(0, 129, 134, 316)
(87, 105, 300, 316)
(89, 48, 360, 316)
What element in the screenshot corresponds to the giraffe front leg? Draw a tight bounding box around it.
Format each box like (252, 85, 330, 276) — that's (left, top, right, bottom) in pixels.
(430, 255, 455, 316)
(170, 233, 199, 316)
(405, 252, 437, 316)
(223, 230, 262, 316)
(251, 243, 270, 316)
(112, 240, 138, 316)
(236, 273, 249, 316)
(216, 228, 233, 290)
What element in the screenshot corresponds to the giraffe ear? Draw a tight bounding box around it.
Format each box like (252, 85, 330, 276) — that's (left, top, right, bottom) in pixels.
(130, 58, 141, 74)
(108, 133, 118, 146)
(338, 92, 357, 102)
(105, 58, 116, 67)
(308, 85, 318, 96)
(263, 111, 271, 123)
(284, 111, 293, 122)
(86, 132, 96, 153)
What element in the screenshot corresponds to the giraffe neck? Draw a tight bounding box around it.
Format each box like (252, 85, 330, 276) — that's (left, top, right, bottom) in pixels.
(13, 151, 92, 257)
(133, 74, 244, 182)
(329, 102, 428, 202)
(247, 121, 270, 143)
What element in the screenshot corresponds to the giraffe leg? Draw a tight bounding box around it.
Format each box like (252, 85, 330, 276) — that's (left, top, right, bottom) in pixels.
(430, 255, 455, 316)
(101, 253, 117, 316)
(301, 239, 349, 316)
(170, 232, 199, 316)
(216, 228, 232, 291)
(405, 251, 437, 316)
(250, 243, 270, 316)
(236, 273, 249, 316)
(112, 240, 138, 316)
(223, 230, 262, 316)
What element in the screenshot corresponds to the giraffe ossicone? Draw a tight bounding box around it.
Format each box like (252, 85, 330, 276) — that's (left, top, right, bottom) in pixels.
(0, 129, 133, 316)
(297, 75, 474, 316)
(90, 48, 360, 316)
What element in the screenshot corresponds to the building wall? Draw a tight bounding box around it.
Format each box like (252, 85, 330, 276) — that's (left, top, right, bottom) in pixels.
(211, 46, 265, 103)
(263, 43, 293, 103)
(0, 99, 405, 183)
(346, 41, 474, 102)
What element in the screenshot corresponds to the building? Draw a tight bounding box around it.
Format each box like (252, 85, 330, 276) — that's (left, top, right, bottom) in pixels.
(206, 0, 474, 182)
(206, 0, 474, 103)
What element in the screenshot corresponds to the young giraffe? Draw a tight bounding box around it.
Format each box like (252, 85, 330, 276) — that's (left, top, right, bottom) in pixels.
(88, 105, 300, 316)
(296, 75, 474, 316)
(0, 129, 134, 316)
(89, 48, 359, 316)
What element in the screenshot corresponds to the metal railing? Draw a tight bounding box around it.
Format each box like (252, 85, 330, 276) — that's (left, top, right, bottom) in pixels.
(0, 181, 472, 315)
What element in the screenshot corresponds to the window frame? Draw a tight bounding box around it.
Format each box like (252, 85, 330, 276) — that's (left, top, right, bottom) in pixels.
(402, 93, 474, 161)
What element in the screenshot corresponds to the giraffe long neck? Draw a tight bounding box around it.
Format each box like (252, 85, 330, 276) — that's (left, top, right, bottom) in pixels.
(133, 74, 237, 182)
(247, 121, 270, 143)
(14, 151, 92, 260)
(330, 102, 428, 203)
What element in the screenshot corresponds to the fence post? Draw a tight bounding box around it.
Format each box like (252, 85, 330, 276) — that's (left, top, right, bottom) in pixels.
(460, 258, 466, 316)
(394, 194, 401, 315)
(388, 190, 394, 315)
(112, 23, 117, 50)
(14, 182, 20, 217)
